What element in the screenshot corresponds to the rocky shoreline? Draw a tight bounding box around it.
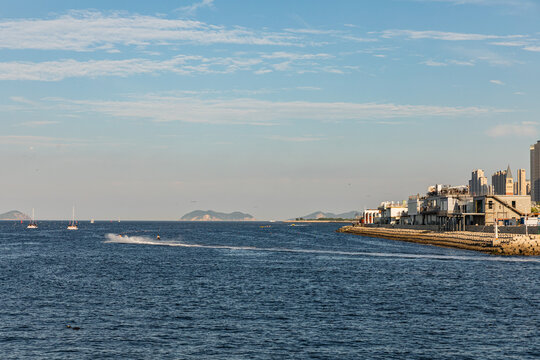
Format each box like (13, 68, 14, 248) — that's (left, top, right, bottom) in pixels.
(338, 225, 540, 256)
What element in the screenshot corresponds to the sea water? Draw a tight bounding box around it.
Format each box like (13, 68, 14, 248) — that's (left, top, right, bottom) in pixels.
(0, 221, 538, 359)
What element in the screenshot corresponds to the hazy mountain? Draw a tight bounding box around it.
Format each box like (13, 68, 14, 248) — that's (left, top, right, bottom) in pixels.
(0, 210, 31, 220)
(295, 211, 360, 220)
(181, 210, 255, 221)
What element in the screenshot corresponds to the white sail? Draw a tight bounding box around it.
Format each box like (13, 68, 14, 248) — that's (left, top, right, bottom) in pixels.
(27, 208, 38, 229)
(67, 205, 78, 230)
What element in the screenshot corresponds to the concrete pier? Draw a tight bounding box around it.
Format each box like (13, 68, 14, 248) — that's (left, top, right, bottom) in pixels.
(338, 225, 540, 256)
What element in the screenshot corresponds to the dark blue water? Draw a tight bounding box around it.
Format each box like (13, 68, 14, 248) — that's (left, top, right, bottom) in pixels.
(0, 221, 538, 359)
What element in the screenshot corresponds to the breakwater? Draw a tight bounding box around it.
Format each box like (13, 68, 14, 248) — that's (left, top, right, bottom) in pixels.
(338, 225, 540, 256)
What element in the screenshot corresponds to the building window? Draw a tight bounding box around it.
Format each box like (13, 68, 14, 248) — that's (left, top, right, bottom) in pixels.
(512, 201, 516, 208)
(488, 201, 493, 210)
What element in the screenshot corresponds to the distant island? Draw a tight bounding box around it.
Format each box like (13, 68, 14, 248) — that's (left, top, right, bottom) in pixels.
(293, 211, 360, 221)
(0, 210, 30, 220)
(181, 210, 255, 221)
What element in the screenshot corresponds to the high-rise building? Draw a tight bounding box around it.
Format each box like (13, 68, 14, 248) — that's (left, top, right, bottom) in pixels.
(492, 170, 505, 195)
(515, 168, 527, 196)
(469, 169, 489, 196)
(531, 141, 540, 202)
(492, 166, 514, 195)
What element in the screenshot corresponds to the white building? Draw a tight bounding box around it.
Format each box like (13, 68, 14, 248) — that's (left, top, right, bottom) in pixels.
(362, 209, 381, 224)
(378, 201, 408, 224)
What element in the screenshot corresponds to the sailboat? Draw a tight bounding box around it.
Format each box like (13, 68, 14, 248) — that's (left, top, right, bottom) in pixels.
(67, 206, 78, 230)
(27, 208, 38, 229)
(90, 218, 95, 224)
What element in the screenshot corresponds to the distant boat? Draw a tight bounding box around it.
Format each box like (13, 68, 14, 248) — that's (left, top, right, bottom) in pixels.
(90, 218, 95, 224)
(67, 206, 78, 230)
(27, 208, 38, 229)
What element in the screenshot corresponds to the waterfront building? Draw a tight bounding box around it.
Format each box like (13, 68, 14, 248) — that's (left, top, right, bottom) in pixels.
(469, 169, 489, 196)
(362, 209, 381, 224)
(531, 141, 540, 202)
(492, 166, 514, 195)
(407, 195, 422, 225)
(378, 201, 408, 224)
(469, 195, 531, 226)
(404, 181, 533, 228)
(422, 185, 472, 228)
(406, 184, 472, 229)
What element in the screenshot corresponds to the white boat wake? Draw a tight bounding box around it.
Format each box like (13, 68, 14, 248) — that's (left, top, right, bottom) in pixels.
(104, 234, 540, 263)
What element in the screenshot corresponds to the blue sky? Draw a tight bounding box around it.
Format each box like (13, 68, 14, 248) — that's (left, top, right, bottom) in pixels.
(1, 0, 539, 220)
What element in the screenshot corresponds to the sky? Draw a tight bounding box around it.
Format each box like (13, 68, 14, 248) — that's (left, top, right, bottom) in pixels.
(1, 0, 539, 220)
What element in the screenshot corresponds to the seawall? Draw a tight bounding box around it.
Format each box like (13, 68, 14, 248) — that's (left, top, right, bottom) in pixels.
(338, 226, 540, 256)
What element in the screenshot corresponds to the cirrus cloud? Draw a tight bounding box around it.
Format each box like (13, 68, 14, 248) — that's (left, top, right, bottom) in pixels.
(0, 10, 297, 52)
(33, 95, 509, 125)
(380, 29, 525, 41)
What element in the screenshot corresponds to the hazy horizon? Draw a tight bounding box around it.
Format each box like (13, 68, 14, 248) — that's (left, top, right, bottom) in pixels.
(1, 0, 539, 220)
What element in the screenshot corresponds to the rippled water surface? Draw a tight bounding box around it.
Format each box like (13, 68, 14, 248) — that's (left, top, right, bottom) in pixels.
(1, 221, 538, 359)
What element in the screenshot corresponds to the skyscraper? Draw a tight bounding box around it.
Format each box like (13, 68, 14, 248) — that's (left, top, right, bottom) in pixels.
(469, 169, 489, 196)
(531, 141, 540, 202)
(515, 168, 527, 196)
(492, 170, 505, 195)
(492, 166, 514, 196)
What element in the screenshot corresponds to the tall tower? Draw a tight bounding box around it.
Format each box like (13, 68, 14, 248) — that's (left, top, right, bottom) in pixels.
(515, 168, 527, 195)
(531, 141, 540, 202)
(505, 165, 514, 195)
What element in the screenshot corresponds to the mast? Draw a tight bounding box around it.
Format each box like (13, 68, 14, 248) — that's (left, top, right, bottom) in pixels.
(67, 204, 78, 230)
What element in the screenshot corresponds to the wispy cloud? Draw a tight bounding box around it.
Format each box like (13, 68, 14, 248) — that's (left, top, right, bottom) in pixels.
(177, 0, 215, 15)
(415, 0, 535, 8)
(490, 40, 529, 47)
(523, 46, 540, 52)
(284, 28, 378, 43)
(35, 95, 509, 125)
(260, 52, 333, 60)
(490, 79, 505, 85)
(381, 29, 525, 41)
(421, 59, 475, 67)
(19, 120, 60, 127)
(267, 135, 323, 142)
(422, 60, 448, 66)
(296, 86, 321, 91)
(0, 10, 296, 51)
(486, 122, 537, 137)
(9, 96, 40, 105)
(0, 51, 349, 81)
(284, 28, 341, 35)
